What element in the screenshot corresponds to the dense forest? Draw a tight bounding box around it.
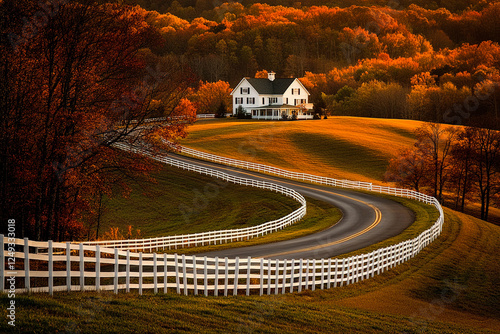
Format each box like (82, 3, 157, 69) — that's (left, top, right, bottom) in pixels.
(118, 0, 500, 126)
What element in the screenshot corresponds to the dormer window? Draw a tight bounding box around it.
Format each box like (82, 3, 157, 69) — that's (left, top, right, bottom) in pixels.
(241, 87, 250, 94)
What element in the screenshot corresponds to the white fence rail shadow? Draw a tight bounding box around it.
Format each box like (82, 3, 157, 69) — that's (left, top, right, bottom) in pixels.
(1, 144, 444, 296)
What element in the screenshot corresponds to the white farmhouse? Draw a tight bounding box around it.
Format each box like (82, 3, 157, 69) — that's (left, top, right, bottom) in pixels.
(231, 72, 314, 120)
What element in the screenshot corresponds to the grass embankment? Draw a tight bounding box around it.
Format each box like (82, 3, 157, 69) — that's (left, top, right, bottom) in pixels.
(3, 208, 499, 333)
(181, 117, 421, 184)
(100, 164, 301, 238)
(161, 196, 341, 255)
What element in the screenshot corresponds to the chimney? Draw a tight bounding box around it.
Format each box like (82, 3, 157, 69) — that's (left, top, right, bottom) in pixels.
(268, 71, 276, 81)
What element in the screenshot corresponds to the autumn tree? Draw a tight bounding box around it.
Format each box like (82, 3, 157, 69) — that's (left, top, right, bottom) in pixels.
(471, 127, 500, 221)
(0, 1, 194, 241)
(449, 126, 477, 212)
(385, 148, 429, 192)
(415, 123, 457, 203)
(192, 80, 232, 114)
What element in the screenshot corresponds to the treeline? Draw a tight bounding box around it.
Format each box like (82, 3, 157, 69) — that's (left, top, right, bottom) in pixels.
(114, 2, 500, 125)
(386, 123, 500, 222)
(304, 46, 500, 126)
(123, 2, 500, 85)
(125, 0, 497, 21)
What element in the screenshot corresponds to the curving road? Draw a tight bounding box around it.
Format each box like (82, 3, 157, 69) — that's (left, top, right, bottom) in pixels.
(168, 153, 414, 260)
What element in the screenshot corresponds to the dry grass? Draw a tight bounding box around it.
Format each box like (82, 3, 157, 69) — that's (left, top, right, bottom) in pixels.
(182, 117, 421, 184)
(329, 208, 500, 332)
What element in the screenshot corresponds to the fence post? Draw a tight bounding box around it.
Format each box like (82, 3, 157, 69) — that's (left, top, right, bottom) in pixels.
(204, 257, 208, 297)
(289, 260, 295, 293)
(305, 259, 310, 291)
(0, 235, 4, 292)
(164, 254, 168, 294)
(48, 240, 53, 296)
(246, 257, 251, 296)
(80, 243, 84, 291)
(281, 259, 287, 294)
(193, 255, 198, 296)
(215, 257, 219, 297)
(26, 238, 31, 293)
(139, 252, 143, 295)
(126, 250, 130, 293)
(95, 245, 100, 292)
(332, 259, 337, 288)
(320, 259, 325, 290)
(267, 259, 271, 295)
(274, 259, 279, 295)
(182, 254, 187, 296)
(233, 257, 239, 296)
(312, 260, 317, 291)
(339, 258, 345, 287)
(259, 258, 264, 296)
(298, 259, 303, 293)
(175, 254, 180, 294)
(224, 257, 229, 297)
(114, 248, 119, 294)
(325, 258, 332, 289)
(154, 253, 158, 294)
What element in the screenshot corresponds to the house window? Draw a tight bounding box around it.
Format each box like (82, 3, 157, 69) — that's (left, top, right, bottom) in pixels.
(269, 97, 278, 104)
(292, 88, 300, 95)
(262, 97, 265, 104)
(294, 99, 306, 105)
(235, 98, 243, 104)
(240, 87, 250, 94)
(286, 98, 289, 104)
(247, 97, 255, 104)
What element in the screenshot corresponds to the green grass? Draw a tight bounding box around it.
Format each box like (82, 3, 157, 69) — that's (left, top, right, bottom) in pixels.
(2, 209, 499, 333)
(99, 164, 301, 239)
(159, 196, 341, 255)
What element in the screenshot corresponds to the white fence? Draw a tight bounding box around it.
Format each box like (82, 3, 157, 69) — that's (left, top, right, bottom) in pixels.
(1, 145, 444, 296)
(179, 146, 438, 205)
(82, 143, 306, 252)
(1, 222, 440, 295)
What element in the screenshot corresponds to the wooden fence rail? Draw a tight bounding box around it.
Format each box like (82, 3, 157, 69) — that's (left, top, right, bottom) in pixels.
(1, 144, 444, 296)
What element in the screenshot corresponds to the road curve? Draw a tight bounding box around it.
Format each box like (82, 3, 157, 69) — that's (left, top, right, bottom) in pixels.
(169, 153, 414, 260)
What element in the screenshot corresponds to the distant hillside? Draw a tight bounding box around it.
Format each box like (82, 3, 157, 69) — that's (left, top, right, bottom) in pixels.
(182, 117, 500, 224)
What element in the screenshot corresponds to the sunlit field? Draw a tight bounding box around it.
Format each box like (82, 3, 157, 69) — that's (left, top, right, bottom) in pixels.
(182, 117, 423, 184)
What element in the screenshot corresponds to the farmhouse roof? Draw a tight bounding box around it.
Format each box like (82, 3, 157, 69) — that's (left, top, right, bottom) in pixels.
(245, 78, 296, 95)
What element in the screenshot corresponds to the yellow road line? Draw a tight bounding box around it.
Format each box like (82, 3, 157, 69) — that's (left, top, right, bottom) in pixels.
(171, 154, 383, 256)
(256, 205, 381, 258)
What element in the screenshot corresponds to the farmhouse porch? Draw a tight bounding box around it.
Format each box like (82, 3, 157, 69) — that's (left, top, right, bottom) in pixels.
(250, 104, 314, 120)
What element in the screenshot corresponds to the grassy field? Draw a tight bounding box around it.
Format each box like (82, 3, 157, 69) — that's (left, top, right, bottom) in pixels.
(98, 164, 301, 239)
(159, 195, 341, 255)
(182, 117, 500, 224)
(3, 208, 499, 333)
(181, 117, 422, 184)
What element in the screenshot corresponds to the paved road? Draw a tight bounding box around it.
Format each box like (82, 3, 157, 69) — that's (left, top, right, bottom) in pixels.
(169, 153, 414, 260)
